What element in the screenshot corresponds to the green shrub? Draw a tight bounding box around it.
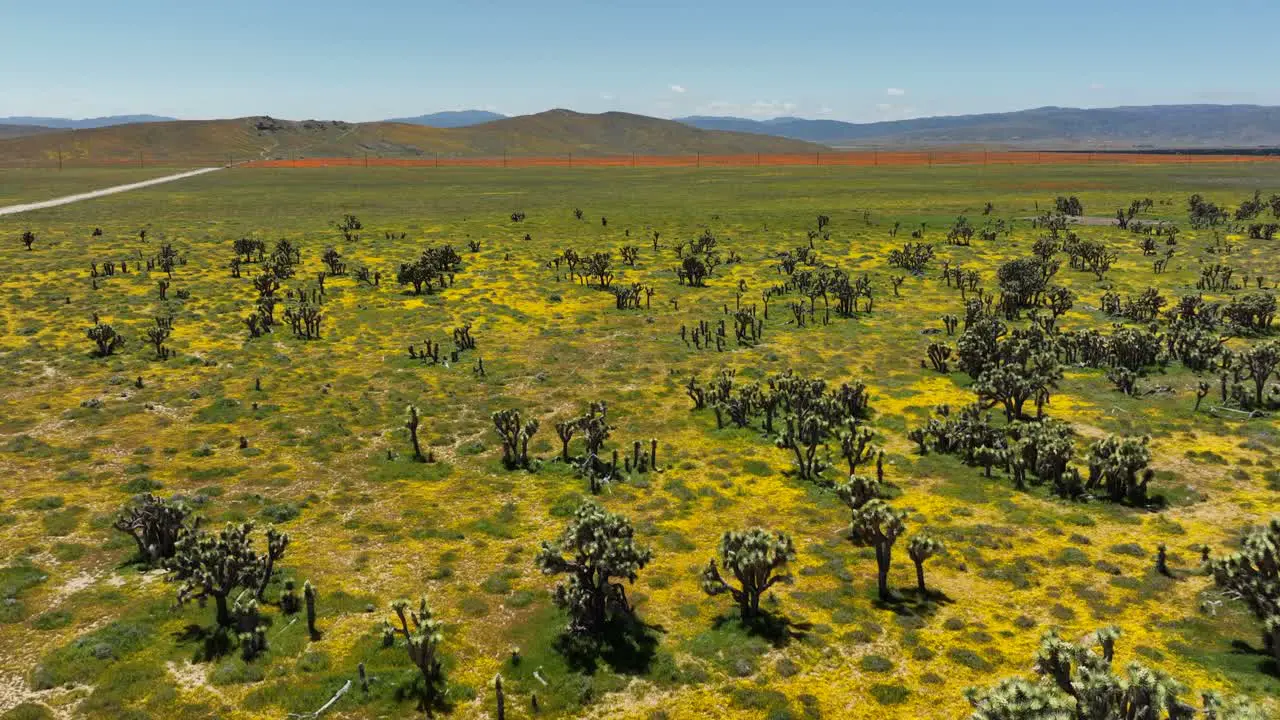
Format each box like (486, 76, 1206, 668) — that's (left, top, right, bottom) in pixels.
(946, 647, 994, 672)
(860, 654, 894, 672)
(870, 683, 911, 705)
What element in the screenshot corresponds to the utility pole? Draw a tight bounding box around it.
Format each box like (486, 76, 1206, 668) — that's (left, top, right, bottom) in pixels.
(57, 145, 63, 171)
(568, 152, 572, 168)
(696, 152, 701, 168)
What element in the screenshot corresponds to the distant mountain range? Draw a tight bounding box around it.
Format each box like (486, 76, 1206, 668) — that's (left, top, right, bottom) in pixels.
(676, 105, 1280, 148)
(0, 110, 821, 163)
(0, 114, 178, 130)
(386, 110, 508, 128)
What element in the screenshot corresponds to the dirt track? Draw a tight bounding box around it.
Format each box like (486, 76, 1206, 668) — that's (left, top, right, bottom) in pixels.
(0, 166, 223, 217)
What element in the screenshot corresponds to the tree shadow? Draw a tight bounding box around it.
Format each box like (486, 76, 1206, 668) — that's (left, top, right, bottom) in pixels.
(1228, 640, 1280, 677)
(392, 673, 453, 718)
(872, 587, 955, 618)
(710, 608, 811, 649)
(173, 623, 233, 661)
(552, 614, 663, 675)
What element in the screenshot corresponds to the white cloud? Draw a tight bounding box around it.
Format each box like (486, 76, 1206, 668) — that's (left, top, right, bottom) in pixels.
(817, 107, 834, 115)
(600, 92, 616, 100)
(670, 84, 687, 94)
(1089, 83, 1105, 90)
(876, 103, 893, 111)
(887, 88, 906, 96)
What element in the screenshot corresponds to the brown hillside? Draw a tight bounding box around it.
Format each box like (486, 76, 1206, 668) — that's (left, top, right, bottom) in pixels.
(0, 112, 824, 163)
(0, 124, 57, 140)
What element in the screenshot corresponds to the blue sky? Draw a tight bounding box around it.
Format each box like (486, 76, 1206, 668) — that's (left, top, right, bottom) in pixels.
(2, 0, 1277, 122)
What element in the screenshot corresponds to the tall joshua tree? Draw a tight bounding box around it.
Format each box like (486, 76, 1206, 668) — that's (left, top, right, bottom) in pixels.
(112, 493, 192, 565)
(700, 528, 796, 618)
(907, 533, 945, 595)
(848, 500, 906, 601)
(387, 597, 446, 714)
(167, 523, 266, 627)
(536, 501, 652, 634)
(492, 409, 539, 469)
(406, 405, 426, 462)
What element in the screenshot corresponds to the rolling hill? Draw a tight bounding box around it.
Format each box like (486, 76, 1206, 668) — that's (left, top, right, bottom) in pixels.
(678, 105, 1280, 148)
(385, 110, 508, 127)
(0, 110, 823, 163)
(0, 124, 58, 139)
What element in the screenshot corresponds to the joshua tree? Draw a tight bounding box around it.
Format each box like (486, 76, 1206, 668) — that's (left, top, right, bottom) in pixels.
(1239, 340, 1280, 408)
(972, 340, 1062, 421)
(555, 419, 577, 462)
(145, 324, 172, 360)
(387, 597, 446, 714)
(494, 674, 505, 720)
(406, 405, 427, 462)
(536, 501, 652, 634)
(112, 494, 192, 565)
(700, 528, 795, 618)
(585, 252, 614, 288)
(1086, 435, 1153, 504)
(255, 527, 290, 600)
(836, 474, 884, 512)
(21, 231, 35, 250)
(1211, 518, 1280, 667)
(966, 627, 1261, 720)
(337, 214, 362, 242)
(1053, 195, 1083, 216)
(492, 409, 539, 469)
(234, 237, 265, 262)
(167, 523, 270, 627)
(304, 580, 319, 639)
(838, 423, 875, 474)
(907, 533, 945, 595)
(679, 255, 710, 287)
(848, 499, 906, 601)
(926, 341, 952, 373)
(321, 247, 347, 275)
(87, 319, 125, 357)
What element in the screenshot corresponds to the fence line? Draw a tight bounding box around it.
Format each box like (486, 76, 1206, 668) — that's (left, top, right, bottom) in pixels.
(2, 149, 1279, 171)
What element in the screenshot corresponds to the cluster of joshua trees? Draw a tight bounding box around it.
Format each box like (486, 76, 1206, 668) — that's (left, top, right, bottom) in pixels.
(33, 189, 1280, 718)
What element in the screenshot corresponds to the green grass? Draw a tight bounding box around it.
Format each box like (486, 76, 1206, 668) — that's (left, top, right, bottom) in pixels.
(0, 167, 197, 206)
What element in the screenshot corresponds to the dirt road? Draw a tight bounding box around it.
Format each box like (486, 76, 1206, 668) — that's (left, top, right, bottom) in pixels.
(0, 166, 224, 217)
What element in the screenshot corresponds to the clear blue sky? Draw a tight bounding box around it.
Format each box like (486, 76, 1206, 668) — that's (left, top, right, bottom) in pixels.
(2, 0, 1277, 122)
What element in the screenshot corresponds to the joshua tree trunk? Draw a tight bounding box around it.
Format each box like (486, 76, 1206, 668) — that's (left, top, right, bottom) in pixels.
(215, 593, 231, 627)
(411, 431, 424, 462)
(914, 559, 926, 594)
(875, 544, 891, 600)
